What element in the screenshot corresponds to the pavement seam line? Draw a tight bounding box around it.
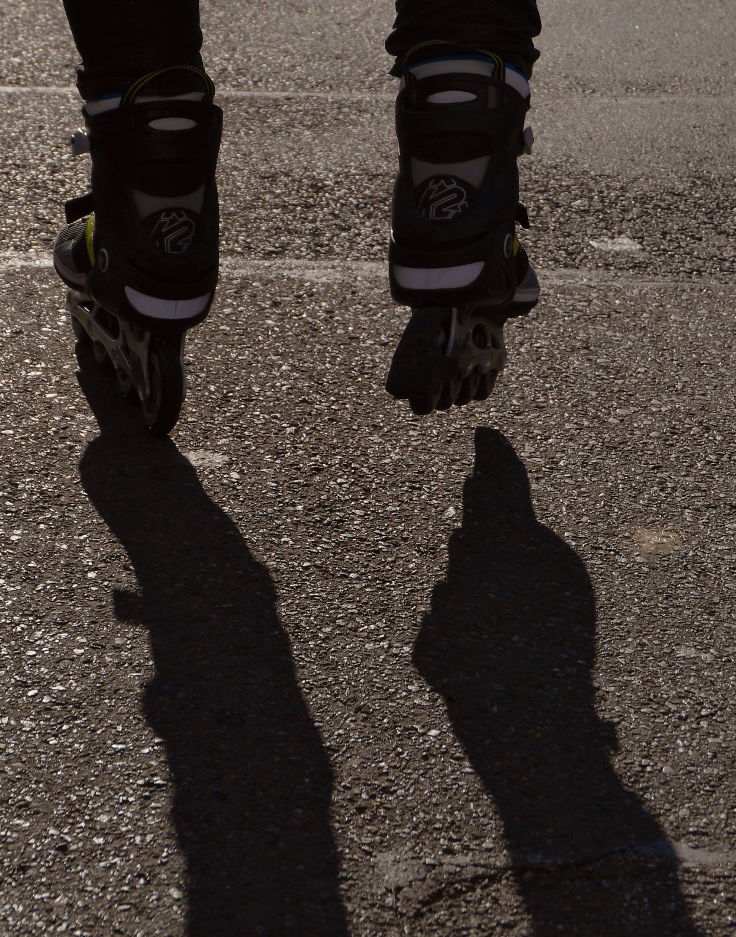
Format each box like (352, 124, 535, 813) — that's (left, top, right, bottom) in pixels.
(0, 251, 726, 290)
(0, 85, 732, 104)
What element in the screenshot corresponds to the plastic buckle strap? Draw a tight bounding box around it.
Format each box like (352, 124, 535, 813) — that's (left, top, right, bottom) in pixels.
(121, 66, 215, 108)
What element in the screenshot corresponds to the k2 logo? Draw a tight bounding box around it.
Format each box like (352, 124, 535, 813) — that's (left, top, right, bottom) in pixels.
(417, 176, 471, 221)
(150, 209, 197, 255)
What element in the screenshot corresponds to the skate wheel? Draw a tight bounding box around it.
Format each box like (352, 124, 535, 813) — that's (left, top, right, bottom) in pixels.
(142, 341, 185, 435)
(409, 391, 440, 416)
(475, 370, 498, 401)
(92, 340, 112, 371)
(115, 367, 138, 404)
(71, 315, 90, 346)
(455, 370, 481, 407)
(436, 375, 462, 412)
(386, 308, 452, 404)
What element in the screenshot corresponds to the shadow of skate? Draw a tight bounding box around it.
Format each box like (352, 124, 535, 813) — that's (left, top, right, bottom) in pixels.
(413, 428, 700, 936)
(75, 357, 348, 937)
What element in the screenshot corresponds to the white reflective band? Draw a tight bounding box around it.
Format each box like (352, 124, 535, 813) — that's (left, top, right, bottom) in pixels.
(512, 266, 540, 303)
(125, 286, 211, 320)
(503, 67, 530, 99)
(393, 262, 484, 291)
(513, 284, 540, 302)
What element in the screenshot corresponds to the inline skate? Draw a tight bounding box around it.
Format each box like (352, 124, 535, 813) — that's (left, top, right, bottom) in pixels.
(386, 43, 539, 415)
(54, 66, 222, 434)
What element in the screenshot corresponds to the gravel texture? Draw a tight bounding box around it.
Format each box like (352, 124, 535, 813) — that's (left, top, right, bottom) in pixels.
(1, 0, 735, 934)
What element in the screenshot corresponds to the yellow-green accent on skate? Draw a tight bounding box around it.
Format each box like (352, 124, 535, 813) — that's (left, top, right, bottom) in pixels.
(84, 214, 95, 266)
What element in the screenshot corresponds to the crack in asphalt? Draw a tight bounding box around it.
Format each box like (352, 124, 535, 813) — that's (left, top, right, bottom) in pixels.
(375, 837, 736, 893)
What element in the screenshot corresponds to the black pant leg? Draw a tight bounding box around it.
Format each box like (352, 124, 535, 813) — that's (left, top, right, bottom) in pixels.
(386, 0, 541, 75)
(61, 0, 204, 98)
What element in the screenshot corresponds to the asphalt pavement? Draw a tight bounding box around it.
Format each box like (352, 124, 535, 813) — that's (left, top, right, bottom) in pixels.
(1, 1, 735, 934)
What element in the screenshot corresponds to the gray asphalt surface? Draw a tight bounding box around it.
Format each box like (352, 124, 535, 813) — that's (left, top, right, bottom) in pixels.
(1, 1, 735, 935)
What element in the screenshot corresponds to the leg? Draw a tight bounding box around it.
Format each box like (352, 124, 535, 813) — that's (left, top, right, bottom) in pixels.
(386, 0, 541, 77)
(384, 2, 541, 414)
(62, 0, 204, 98)
(56, 1, 222, 433)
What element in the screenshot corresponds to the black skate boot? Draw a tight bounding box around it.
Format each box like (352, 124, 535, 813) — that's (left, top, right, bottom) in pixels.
(54, 65, 222, 434)
(385, 43, 539, 415)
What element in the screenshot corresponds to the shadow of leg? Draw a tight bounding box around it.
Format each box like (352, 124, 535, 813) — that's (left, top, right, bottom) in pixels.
(76, 358, 348, 936)
(414, 428, 700, 936)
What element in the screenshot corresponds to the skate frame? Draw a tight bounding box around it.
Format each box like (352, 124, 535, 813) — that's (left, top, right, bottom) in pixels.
(67, 290, 153, 402)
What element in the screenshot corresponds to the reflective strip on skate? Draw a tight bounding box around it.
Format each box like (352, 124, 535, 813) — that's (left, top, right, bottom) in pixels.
(124, 287, 211, 320)
(392, 262, 484, 291)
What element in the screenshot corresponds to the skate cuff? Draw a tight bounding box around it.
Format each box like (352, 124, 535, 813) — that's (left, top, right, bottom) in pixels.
(389, 230, 516, 306)
(87, 256, 218, 331)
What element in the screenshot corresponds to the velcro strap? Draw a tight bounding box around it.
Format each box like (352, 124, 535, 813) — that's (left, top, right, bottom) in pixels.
(396, 104, 501, 145)
(91, 101, 222, 171)
(65, 193, 94, 223)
